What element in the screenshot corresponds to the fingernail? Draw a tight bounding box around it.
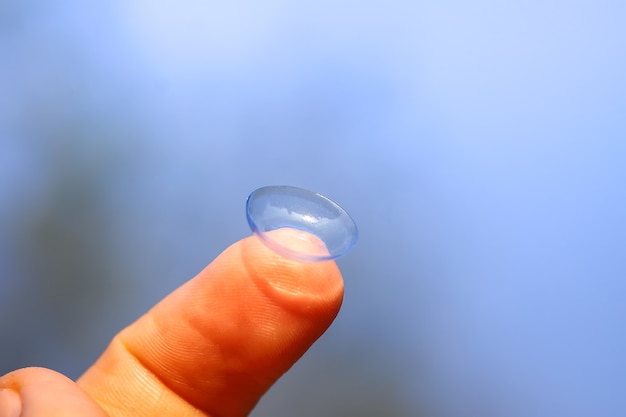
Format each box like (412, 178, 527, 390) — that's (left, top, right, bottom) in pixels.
(0, 389, 21, 417)
(268, 228, 330, 260)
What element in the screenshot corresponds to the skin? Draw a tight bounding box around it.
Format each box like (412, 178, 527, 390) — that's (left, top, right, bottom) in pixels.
(0, 232, 344, 417)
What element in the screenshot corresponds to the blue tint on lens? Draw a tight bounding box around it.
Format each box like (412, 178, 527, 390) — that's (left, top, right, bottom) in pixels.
(246, 186, 358, 262)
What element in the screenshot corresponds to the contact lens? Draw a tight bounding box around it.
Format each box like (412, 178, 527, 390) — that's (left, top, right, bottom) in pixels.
(246, 186, 358, 262)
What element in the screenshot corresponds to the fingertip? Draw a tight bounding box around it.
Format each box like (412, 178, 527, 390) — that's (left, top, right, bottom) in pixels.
(240, 231, 345, 316)
(1, 367, 108, 417)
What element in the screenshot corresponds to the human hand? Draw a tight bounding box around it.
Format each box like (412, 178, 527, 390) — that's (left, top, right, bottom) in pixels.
(0, 232, 344, 416)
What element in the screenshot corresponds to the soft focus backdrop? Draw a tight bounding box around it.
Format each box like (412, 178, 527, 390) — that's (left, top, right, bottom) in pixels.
(1, 1, 625, 416)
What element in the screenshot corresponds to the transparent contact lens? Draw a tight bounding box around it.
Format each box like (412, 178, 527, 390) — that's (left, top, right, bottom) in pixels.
(246, 186, 358, 262)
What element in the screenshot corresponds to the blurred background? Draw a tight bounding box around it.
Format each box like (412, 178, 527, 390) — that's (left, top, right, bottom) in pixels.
(1, 1, 625, 416)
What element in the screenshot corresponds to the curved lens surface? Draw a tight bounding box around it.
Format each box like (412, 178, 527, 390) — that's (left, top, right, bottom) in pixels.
(246, 186, 358, 262)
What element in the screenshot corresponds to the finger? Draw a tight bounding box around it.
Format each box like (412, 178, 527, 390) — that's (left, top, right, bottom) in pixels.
(0, 367, 108, 417)
(77, 230, 344, 417)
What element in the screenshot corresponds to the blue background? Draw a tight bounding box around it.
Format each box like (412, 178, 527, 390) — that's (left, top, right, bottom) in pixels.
(1, 1, 625, 416)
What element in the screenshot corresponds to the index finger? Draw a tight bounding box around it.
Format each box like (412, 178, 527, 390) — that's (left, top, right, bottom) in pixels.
(77, 230, 344, 417)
